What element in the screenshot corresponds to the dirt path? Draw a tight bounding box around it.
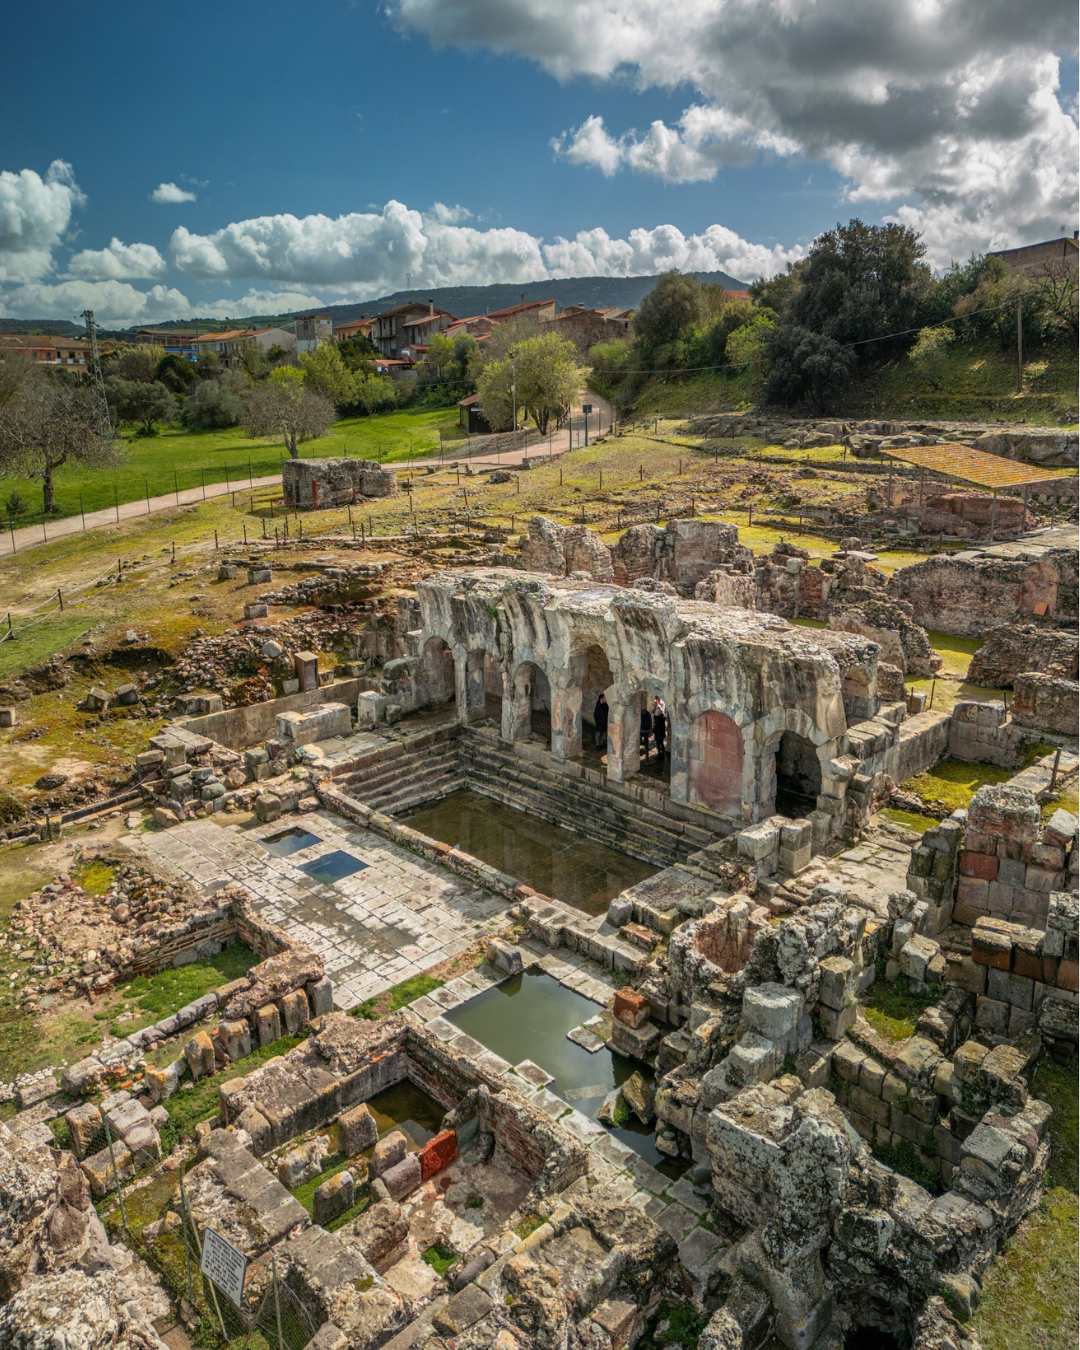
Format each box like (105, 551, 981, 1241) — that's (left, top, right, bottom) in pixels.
(0, 391, 613, 559)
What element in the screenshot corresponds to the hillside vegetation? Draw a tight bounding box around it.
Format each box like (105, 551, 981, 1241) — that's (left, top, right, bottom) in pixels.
(629, 339, 1078, 425)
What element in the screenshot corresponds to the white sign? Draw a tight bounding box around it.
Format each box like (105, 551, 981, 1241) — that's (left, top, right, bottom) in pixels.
(200, 1228, 249, 1307)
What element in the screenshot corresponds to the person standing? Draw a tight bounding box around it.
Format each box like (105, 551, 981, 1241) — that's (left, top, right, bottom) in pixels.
(640, 704, 653, 760)
(593, 692, 609, 751)
(652, 695, 667, 760)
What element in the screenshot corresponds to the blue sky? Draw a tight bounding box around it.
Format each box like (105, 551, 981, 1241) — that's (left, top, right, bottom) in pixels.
(0, 0, 1075, 324)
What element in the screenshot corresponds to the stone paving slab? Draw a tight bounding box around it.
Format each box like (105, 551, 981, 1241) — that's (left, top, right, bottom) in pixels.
(123, 811, 509, 1010)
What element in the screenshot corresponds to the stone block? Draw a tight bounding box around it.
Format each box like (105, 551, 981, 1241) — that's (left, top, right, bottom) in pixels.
(216, 1019, 252, 1063)
(81, 1141, 134, 1198)
(418, 1129, 457, 1181)
(742, 982, 803, 1041)
(970, 926, 1012, 970)
(308, 976, 334, 1018)
(314, 1169, 355, 1226)
(235, 1106, 272, 1155)
(485, 938, 524, 976)
(607, 895, 633, 927)
(65, 1102, 103, 1159)
(340, 1103, 379, 1155)
(255, 1003, 282, 1045)
(381, 1153, 421, 1201)
(184, 1030, 215, 1081)
(817, 1002, 856, 1039)
(736, 821, 780, 862)
(974, 997, 1010, 1036)
(1044, 809, 1078, 847)
(613, 987, 650, 1029)
(818, 956, 855, 1011)
(254, 793, 282, 823)
(959, 850, 998, 881)
(280, 987, 310, 1035)
(278, 1135, 329, 1188)
(371, 1130, 408, 1178)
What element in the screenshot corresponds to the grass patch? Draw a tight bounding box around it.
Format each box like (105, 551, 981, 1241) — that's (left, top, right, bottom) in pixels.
(0, 405, 462, 524)
(75, 859, 116, 896)
(638, 1299, 710, 1349)
(421, 1242, 459, 1277)
(354, 973, 444, 1021)
(863, 974, 940, 1041)
(160, 1031, 305, 1151)
(904, 757, 1014, 813)
(292, 1154, 353, 1215)
(971, 1056, 1078, 1350)
(512, 1213, 546, 1241)
(1043, 785, 1079, 821)
(926, 630, 983, 679)
(0, 616, 96, 679)
(878, 806, 937, 834)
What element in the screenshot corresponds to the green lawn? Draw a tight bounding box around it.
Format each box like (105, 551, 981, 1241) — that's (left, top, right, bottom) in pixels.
(904, 758, 1015, 813)
(0, 404, 462, 525)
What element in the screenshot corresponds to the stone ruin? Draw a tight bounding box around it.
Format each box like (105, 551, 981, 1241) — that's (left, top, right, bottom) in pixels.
(283, 456, 398, 510)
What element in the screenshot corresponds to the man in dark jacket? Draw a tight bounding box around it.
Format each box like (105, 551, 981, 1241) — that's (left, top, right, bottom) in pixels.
(593, 692, 609, 750)
(652, 696, 667, 760)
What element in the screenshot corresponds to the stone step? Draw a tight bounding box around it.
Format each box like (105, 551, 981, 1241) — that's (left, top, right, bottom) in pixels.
(337, 746, 459, 794)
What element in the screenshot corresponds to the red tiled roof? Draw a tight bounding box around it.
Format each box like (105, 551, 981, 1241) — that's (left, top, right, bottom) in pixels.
(485, 298, 555, 320)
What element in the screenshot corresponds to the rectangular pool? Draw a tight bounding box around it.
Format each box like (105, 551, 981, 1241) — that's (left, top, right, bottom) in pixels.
(403, 789, 656, 916)
(299, 850, 369, 884)
(262, 826, 322, 857)
(445, 969, 680, 1172)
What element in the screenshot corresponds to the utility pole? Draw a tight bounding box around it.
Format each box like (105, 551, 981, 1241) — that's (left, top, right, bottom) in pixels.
(81, 309, 112, 436)
(1015, 296, 1023, 393)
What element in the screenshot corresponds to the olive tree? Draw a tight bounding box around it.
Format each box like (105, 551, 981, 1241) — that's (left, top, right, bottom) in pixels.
(244, 367, 333, 457)
(0, 368, 121, 514)
(476, 332, 582, 433)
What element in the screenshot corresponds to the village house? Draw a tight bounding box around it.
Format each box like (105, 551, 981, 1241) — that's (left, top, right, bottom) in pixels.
(372, 301, 457, 359)
(0, 333, 93, 368)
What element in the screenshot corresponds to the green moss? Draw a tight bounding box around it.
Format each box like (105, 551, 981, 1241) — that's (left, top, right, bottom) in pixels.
(291, 1153, 351, 1215)
(511, 1213, 546, 1241)
(972, 1055, 1078, 1350)
(421, 1242, 458, 1277)
(638, 1299, 710, 1348)
(0, 616, 96, 680)
(353, 973, 444, 1021)
(862, 974, 940, 1042)
(878, 807, 937, 835)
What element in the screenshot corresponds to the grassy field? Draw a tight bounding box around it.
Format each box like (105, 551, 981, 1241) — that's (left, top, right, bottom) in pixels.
(0, 404, 462, 524)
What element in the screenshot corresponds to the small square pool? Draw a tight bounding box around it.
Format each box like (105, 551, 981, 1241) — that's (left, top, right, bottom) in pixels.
(299, 850, 368, 884)
(262, 826, 322, 857)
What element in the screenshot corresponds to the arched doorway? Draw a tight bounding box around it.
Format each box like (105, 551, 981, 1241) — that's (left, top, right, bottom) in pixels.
(575, 643, 614, 761)
(775, 731, 821, 817)
(509, 661, 552, 746)
(688, 710, 743, 818)
(420, 637, 455, 708)
(463, 648, 503, 723)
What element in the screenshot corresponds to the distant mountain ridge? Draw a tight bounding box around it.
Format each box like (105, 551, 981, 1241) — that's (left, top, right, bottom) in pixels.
(0, 271, 748, 337)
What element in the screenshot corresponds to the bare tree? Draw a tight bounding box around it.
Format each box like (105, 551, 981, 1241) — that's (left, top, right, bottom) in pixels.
(243, 375, 334, 458)
(0, 368, 122, 514)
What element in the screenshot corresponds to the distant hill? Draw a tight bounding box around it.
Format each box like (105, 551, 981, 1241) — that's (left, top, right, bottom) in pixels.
(0, 271, 747, 338)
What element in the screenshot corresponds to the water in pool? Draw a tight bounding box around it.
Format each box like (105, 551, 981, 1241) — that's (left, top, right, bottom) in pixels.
(262, 826, 322, 857)
(404, 789, 656, 916)
(299, 850, 368, 884)
(446, 969, 683, 1173)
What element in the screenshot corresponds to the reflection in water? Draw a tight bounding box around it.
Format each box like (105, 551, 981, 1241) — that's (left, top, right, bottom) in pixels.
(299, 849, 369, 884)
(366, 1082, 444, 1147)
(261, 827, 322, 857)
(404, 789, 656, 916)
(446, 970, 684, 1175)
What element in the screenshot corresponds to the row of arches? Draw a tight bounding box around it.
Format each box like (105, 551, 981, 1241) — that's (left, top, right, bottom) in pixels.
(417, 636, 823, 823)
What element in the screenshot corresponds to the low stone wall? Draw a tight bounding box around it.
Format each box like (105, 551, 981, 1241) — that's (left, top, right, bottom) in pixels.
(282, 457, 398, 510)
(1012, 672, 1080, 735)
(179, 678, 365, 751)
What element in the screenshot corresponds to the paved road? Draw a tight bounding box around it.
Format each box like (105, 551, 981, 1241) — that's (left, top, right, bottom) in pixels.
(0, 391, 613, 558)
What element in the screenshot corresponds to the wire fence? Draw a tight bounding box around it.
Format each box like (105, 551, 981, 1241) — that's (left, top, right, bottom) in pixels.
(79, 1112, 319, 1349)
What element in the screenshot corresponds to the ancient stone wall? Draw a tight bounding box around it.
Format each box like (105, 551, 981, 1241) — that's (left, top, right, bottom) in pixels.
(1012, 672, 1080, 735)
(968, 622, 1079, 688)
(282, 457, 398, 509)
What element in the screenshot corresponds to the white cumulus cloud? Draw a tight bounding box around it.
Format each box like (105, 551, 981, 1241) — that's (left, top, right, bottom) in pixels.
(0, 160, 85, 283)
(151, 181, 197, 204)
(0, 279, 192, 328)
(396, 0, 1080, 262)
(68, 237, 167, 281)
(429, 201, 474, 224)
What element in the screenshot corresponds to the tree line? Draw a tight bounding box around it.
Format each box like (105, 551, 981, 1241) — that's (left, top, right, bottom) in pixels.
(589, 218, 1078, 413)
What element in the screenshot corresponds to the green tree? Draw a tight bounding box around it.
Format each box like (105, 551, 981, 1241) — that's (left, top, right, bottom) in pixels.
(106, 377, 177, 435)
(763, 324, 854, 413)
(476, 332, 582, 433)
(352, 372, 398, 414)
(337, 334, 378, 370)
(181, 372, 247, 429)
(908, 325, 956, 388)
(109, 343, 166, 382)
(299, 343, 358, 409)
(587, 338, 634, 403)
(749, 262, 806, 318)
(790, 219, 934, 357)
(244, 375, 333, 457)
(725, 311, 777, 388)
(0, 368, 122, 514)
(424, 331, 476, 388)
(634, 272, 704, 353)
(156, 352, 198, 394)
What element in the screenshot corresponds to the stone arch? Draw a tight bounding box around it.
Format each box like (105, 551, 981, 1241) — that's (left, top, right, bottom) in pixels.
(751, 707, 832, 820)
(687, 710, 744, 818)
(564, 641, 617, 759)
(505, 660, 552, 746)
(775, 731, 822, 817)
(463, 646, 504, 724)
(420, 636, 455, 708)
(607, 674, 671, 786)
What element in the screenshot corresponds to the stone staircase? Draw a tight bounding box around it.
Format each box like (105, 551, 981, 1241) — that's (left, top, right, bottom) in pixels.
(332, 725, 464, 816)
(459, 728, 725, 869)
